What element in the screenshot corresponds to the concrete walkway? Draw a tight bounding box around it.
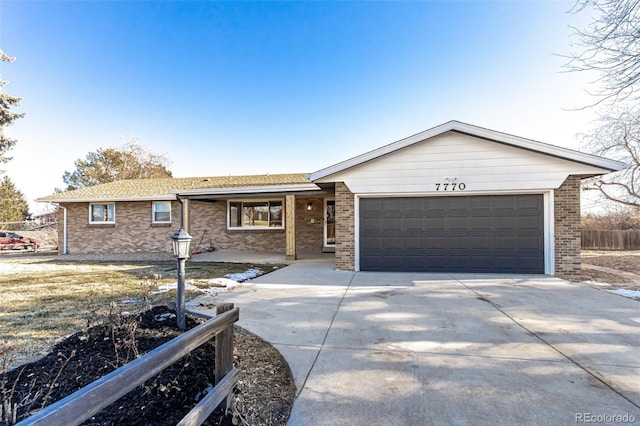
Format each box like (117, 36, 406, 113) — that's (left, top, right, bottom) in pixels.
(190, 264, 640, 425)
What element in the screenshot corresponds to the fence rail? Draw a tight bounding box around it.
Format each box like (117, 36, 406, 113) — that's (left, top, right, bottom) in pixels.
(582, 229, 640, 250)
(17, 305, 239, 426)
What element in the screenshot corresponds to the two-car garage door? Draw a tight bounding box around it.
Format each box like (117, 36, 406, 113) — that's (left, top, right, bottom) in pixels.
(359, 194, 545, 273)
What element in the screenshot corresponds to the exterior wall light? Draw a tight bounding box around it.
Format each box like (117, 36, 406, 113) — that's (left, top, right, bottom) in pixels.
(307, 202, 313, 211)
(171, 227, 192, 330)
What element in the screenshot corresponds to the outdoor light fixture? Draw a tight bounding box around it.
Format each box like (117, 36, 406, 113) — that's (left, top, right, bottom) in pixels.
(171, 227, 192, 259)
(306, 202, 313, 211)
(171, 227, 192, 330)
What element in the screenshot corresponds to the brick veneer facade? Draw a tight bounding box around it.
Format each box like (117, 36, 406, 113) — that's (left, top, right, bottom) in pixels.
(58, 177, 584, 278)
(335, 182, 355, 271)
(189, 200, 285, 252)
(58, 201, 180, 254)
(59, 196, 329, 256)
(294, 197, 327, 252)
(554, 176, 582, 280)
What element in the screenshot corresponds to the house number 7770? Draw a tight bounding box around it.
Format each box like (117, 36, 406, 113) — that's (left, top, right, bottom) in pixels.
(436, 183, 466, 191)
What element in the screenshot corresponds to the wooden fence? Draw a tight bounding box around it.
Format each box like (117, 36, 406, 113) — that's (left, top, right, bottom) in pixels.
(582, 230, 640, 250)
(17, 304, 239, 426)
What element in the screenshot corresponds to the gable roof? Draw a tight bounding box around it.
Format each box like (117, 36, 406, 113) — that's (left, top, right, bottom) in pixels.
(307, 120, 627, 181)
(37, 173, 311, 203)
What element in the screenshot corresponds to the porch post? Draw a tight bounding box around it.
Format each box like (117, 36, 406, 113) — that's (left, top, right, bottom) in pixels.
(285, 194, 296, 260)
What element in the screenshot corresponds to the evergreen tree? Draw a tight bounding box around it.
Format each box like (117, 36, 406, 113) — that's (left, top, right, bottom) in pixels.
(0, 176, 29, 223)
(0, 49, 25, 164)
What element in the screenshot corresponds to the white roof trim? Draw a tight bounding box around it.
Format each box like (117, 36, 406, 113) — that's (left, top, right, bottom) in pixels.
(174, 183, 322, 196)
(36, 195, 176, 203)
(307, 120, 627, 181)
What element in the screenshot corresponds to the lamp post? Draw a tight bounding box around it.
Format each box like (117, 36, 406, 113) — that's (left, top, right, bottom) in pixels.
(171, 227, 192, 330)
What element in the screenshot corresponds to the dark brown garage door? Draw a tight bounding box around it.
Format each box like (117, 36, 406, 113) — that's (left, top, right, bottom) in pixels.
(359, 195, 544, 273)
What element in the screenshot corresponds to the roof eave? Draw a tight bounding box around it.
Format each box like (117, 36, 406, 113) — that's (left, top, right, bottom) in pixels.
(174, 183, 322, 197)
(307, 120, 627, 181)
(36, 195, 177, 204)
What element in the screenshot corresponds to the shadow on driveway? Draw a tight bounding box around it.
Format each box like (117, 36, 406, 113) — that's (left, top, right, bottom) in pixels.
(190, 264, 640, 425)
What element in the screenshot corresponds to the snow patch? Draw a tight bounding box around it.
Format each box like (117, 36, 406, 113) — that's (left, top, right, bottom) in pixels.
(606, 289, 640, 299)
(155, 282, 203, 293)
(581, 281, 611, 287)
(225, 268, 262, 282)
(150, 268, 262, 296)
(154, 312, 176, 321)
(201, 278, 240, 289)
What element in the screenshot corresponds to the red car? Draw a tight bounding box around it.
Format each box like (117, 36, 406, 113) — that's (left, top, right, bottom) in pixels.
(0, 231, 39, 251)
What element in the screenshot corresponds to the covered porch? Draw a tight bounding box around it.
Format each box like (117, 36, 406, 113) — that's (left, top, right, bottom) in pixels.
(175, 181, 336, 262)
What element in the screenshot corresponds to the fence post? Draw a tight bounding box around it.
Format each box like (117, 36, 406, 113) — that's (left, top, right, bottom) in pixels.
(215, 303, 235, 385)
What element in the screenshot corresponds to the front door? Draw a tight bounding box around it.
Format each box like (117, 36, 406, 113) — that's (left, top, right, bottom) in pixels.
(324, 199, 335, 248)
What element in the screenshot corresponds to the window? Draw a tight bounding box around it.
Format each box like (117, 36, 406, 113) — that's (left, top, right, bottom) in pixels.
(89, 203, 115, 223)
(152, 201, 172, 223)
(228, 200, 283, 229)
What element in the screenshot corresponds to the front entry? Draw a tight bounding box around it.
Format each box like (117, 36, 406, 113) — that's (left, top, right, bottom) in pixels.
(324, 199, 335, 250)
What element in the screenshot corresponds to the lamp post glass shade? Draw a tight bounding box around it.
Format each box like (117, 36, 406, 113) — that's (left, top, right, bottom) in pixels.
(171, 228, 192, 258)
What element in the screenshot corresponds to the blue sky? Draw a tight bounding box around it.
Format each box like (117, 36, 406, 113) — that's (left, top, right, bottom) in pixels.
(0, 1, 599, 212)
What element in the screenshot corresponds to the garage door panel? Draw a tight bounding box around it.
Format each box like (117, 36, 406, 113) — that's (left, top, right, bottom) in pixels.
(404, 218, 424, 231)
(495, 236, 516, 249)
(425, 237, 447, 249)
(517, 216, 543, 230)
(518, 236, 544, 249)
(492, 196, 517, 209)
(494, 217, 515, 229)
(517, 196, 542, 209)
(359, 195, 545, 273)
(425, 218, 445, 229)
(404, 236, 425, 249)
(469, 236, 493, 249)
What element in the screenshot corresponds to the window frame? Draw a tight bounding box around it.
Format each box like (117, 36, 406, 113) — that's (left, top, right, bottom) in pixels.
(89, 203, 116, 224)
(152, 201, 172, 224)
(227, 199, 285, 230)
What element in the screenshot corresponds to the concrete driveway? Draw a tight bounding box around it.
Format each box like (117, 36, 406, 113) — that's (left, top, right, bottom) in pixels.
(191, 264, 640, 425)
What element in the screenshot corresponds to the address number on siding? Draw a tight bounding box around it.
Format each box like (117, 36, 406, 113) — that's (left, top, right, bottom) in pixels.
(435, 183, 466, 191)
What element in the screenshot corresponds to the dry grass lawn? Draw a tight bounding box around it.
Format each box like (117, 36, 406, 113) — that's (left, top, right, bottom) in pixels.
(0, 257, 277, 366)
(582, 250, 640, 275)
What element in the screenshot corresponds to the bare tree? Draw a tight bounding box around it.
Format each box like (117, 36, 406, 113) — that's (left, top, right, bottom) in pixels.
(567, 1, 640, 209)
(567, 0, 640, 106)
(582, 204, 640, 229)
(61, 139, 173, 191)
(582, 107, 639, 206)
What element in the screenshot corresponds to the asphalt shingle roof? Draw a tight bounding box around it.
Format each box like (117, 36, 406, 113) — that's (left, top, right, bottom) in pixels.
(37, 173, 311, 202)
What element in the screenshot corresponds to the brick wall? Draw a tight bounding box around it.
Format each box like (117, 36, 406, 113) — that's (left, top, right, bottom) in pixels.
(335, 182, 355, 271)
(59, 201, 180, 254)
(189, 201, 285, 252)
(58, 197, 331, 256)
(554, 176, 582, 279)
(295, 197, 325, 252)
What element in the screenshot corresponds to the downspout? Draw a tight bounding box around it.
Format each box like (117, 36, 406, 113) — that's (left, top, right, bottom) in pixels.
(54, 203, 68, 255)
(177, 195, 184, 229)
(176, 194, 190, 233)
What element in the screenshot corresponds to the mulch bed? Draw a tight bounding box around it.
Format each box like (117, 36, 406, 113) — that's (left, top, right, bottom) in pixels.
(1, 306, 295, 425)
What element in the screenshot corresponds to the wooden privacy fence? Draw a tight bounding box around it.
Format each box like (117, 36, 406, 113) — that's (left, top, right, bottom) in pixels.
(582, 230, 640, 250)
(17, 304, 239, 426)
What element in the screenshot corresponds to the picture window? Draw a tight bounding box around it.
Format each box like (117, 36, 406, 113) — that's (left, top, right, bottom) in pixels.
(228, 200, 283, 229)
